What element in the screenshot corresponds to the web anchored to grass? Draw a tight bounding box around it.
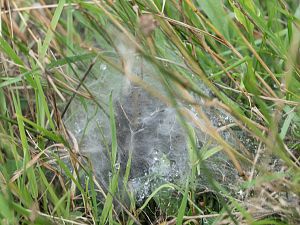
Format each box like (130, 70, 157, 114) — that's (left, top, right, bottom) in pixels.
(0, 0, 299, 224)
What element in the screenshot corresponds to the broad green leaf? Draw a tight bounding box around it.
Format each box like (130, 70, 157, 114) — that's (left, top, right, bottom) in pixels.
(229, 0, 255, 34)
(197, 0, 230, 39)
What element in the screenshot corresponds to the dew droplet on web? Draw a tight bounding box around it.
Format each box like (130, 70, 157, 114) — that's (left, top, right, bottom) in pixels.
(100, 63, 107, 71)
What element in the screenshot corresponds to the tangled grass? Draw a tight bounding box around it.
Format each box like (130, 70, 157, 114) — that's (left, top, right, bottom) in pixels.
(0, 0, 299, 224)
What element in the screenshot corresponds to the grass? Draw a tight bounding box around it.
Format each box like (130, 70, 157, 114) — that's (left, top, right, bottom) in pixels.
(0, 0, 299, 224)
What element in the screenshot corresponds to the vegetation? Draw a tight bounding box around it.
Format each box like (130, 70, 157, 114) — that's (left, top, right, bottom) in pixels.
(0, 0, 299, 224)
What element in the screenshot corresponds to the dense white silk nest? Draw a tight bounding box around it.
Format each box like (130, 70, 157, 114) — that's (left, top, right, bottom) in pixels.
(64, 35, 247, 203)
